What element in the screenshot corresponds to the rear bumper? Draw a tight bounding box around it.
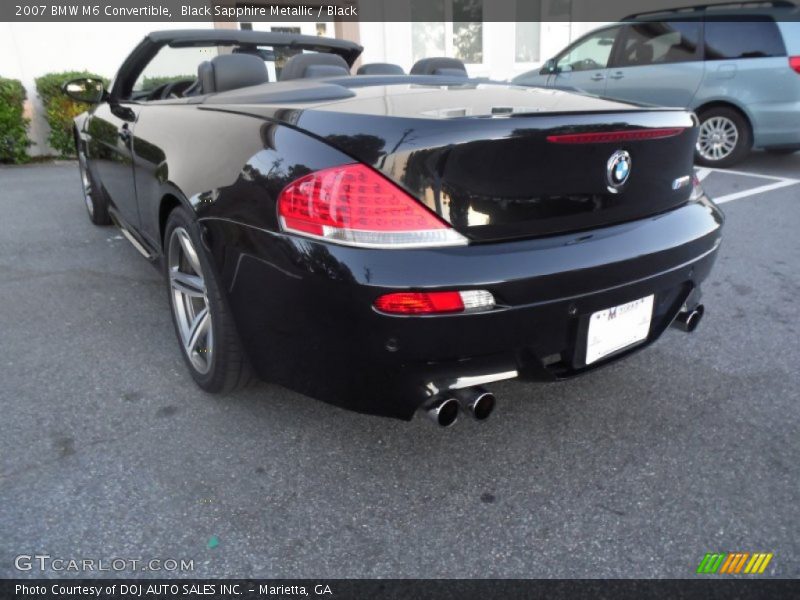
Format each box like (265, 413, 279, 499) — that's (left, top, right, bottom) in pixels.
(204, 196, 723, 420)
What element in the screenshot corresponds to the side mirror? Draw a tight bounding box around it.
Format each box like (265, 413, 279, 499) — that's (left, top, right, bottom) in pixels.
(540, 59, 559, 75)
(62, 77, 106, 104)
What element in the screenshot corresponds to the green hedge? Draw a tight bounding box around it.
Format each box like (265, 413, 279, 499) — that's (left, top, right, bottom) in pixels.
(0, 77, 30, 164)
(141, 74, 194, 90)
(35, 71, 107, 158)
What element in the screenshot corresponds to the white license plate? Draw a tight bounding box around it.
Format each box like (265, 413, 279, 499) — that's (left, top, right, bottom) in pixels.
(585, 295, 654, 365)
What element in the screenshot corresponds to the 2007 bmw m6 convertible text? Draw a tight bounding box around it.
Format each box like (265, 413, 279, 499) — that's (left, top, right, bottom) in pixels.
(66, 30, 723, 426)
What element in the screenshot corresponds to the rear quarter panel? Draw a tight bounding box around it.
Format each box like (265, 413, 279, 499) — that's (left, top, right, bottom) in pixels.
(129, 103, 354, 249)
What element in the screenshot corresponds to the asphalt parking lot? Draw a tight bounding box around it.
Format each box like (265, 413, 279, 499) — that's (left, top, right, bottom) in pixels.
(1, 153, 798, 579)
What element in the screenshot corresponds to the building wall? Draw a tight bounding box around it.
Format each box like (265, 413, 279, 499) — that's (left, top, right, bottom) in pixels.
(358, 21, 605, 80)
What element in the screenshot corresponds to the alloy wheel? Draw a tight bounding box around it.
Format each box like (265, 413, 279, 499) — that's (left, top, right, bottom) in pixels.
(168, 227, 213, 375)
(697, 116, 739, 162)
(77, 149, 94, 216)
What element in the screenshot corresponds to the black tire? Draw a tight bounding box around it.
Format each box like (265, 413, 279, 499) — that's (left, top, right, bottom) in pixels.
(694, 107, 752, 168)
(76, 138, 112, 225)
(163, 205, 253, 393)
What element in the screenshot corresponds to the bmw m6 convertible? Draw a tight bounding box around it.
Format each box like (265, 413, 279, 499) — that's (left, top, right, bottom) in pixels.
(66, 30, 723, 426)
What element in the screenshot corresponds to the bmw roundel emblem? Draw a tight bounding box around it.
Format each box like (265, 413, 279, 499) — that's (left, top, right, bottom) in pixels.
(606, 150, 632, 191)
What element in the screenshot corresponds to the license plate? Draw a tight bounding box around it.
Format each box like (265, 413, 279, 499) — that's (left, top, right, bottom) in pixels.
(585, 295, 654, 365)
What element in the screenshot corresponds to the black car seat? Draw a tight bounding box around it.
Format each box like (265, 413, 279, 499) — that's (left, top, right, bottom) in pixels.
(410, 57, 468, 77)
(185, 53, 269, 95)
(356, 63, 405, 75)
(279, 53, 351, 80)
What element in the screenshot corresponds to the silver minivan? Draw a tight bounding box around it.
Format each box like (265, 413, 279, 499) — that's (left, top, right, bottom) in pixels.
(513, 5, 800, 167)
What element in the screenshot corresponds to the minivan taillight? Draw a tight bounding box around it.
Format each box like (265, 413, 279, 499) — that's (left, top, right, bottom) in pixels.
(790, 56, 800, 74)
(277, 164, 467, 248)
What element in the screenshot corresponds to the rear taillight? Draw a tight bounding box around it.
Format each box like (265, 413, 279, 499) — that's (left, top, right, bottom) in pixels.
(277, 163, 466, 248)
(374, 290, 495, 315)
(790, 56, 800, 74)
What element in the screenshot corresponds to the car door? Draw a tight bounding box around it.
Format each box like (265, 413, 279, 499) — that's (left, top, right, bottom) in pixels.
(604, 21, 705, 108)
(123, 44, 221, 248)
(87, 102, 140, 228)
(547, 26, 622, 96)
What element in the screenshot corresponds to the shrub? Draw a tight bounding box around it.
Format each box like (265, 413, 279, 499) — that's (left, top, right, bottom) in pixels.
(141, 74, 194, 90)
(0, 77, 30, 164)
(35, 71, 107, 157)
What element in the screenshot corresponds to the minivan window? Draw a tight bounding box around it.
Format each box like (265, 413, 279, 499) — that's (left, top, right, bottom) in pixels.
(704, 19, 786, 60)
(616, 22, 702, 67)
(556, 27, 620, 72)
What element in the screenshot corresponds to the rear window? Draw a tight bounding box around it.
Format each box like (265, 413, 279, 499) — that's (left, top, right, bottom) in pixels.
(704, 19, 786, 60)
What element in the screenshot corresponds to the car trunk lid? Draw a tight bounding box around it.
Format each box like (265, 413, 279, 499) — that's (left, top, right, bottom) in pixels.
(216, 83, 699, 242)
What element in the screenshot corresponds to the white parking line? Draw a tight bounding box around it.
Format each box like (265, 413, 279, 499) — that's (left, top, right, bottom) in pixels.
(713, 179, 799, 204)
(704, 167, 800, 183)
(694, 167, 800, 204)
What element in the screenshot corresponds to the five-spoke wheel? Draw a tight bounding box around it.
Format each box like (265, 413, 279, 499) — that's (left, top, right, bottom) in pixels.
(168, 226, 213, 375)
(76, 140, 111, 225)
(163, 206, 252, 392)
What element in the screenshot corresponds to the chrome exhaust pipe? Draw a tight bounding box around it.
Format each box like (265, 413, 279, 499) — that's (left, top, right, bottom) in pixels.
(454, 386, 496, 421)
(672, 304, 705, 333)
(423, 397, 460, 428)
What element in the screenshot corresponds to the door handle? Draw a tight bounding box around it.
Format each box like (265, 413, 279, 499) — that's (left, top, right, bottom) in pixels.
(590, 73, 605, 81)
(609, 72, 625, 80)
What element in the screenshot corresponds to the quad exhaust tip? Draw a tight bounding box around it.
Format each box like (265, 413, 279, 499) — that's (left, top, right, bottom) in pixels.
(424, 397, 460, 428)
(673, 304, 705, 333)
(454, 387, 496, 421)
(422, 386, 496, 427)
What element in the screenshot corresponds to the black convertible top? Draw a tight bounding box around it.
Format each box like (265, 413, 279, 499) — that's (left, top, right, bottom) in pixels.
(146, 29, 363, 65)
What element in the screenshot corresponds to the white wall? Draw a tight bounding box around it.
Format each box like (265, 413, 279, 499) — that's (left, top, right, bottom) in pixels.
(0, 22, 209, 155)
(358, 20, 609, 81)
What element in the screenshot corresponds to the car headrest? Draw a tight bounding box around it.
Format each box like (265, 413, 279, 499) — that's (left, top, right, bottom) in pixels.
(357, 62, 405, 75)
(280, 53, 351, 80)
(410, 57, 468, 77)
(197, 53, 269, 94)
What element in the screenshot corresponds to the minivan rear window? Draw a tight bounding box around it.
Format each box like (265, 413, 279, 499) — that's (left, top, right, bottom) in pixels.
(704, 19, 786, 60)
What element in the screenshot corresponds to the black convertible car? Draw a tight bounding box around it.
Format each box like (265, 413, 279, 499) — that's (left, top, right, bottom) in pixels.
(66, 30, 723, 426)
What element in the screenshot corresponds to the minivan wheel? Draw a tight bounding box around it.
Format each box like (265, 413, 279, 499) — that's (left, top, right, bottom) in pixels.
(695, 107, 752, 168)
(164, 205, 253, 393)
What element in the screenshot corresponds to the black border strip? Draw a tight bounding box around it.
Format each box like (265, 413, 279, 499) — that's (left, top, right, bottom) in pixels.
(3, 579, 800, 600)
(3, 0, 800, 22)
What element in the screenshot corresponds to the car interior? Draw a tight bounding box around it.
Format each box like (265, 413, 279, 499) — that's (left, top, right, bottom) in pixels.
(133, 45, 466, 101)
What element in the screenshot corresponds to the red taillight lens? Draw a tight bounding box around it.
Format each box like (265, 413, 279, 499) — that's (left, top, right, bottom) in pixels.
(790, 56, 800, 74)
(374, 290, 495, 315)
(375, 292, 464, 314)
(546, 128, 685, 144)
(277, 163, 466, 248)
